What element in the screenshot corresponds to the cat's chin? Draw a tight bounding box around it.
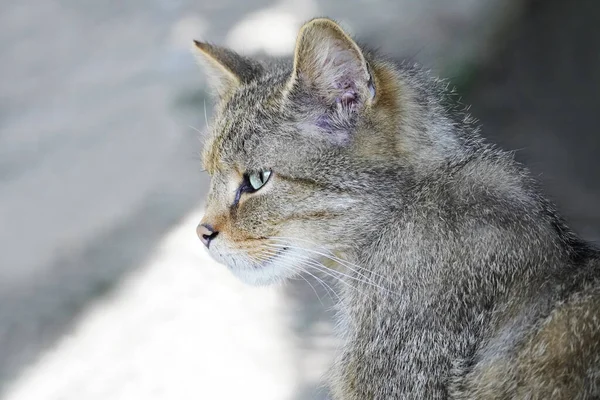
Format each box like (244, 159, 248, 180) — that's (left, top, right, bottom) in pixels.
(211, 245, 307, 287)
(229, 265, 294, 286)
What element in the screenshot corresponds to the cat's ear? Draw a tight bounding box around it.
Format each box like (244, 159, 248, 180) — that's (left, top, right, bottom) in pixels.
(192, 41, 262, 98)
(289, 18, 374, 109)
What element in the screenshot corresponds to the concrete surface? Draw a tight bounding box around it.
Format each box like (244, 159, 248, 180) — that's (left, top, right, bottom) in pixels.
(2, 209, 335, 400)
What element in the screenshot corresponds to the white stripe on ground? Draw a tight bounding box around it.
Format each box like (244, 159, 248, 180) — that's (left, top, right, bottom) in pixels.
(4, 209, 302, 400)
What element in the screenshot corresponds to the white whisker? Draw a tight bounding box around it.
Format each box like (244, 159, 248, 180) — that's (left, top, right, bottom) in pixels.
(253, 248, 343, 304)
(269, 236, 394, 285)
(188, 125, 203, 134)
(263, 243, 395, 296)
(203, 98, 209, 128)
(258, 246, 375, 300)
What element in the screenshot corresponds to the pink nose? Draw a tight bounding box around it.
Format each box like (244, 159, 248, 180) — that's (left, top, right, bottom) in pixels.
(197, 223, 219, 248)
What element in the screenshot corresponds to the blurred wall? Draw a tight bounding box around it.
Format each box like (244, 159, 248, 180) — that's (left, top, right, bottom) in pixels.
(466, 0, 600, 242)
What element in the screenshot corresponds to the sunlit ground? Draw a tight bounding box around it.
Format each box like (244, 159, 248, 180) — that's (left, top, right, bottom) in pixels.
(4, 209, 334, 400)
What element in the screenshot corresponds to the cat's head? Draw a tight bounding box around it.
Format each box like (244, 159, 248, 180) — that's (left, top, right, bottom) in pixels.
(193, 18, 442, 285)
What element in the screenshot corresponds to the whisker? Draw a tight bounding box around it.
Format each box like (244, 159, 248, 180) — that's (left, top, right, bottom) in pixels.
(269, 236, 393, 285)
(258, 246, 374, 299)
(203, 98, 209, 128)
(301, 259, 377, 302)
(256, 252, 337, 305)
(263, 243, 395, 296)
(252, 250, 314, 293)
(188, 124, 204, 135)
(272, 238, 401, 295)
(298, 272, 326, 307)
(301, 268, 342, 304)
(254, 248, 344, 304)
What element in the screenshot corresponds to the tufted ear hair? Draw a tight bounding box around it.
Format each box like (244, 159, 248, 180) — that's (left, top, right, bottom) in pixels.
(192, 41, 263, 98)
(289, 18, 374, 111)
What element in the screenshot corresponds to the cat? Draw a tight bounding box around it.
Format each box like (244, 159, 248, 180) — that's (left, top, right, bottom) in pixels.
(192, 18, 600, 399)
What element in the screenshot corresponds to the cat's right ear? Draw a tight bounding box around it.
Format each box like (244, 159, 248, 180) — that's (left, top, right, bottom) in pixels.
(288, 19, 373, 111)
(192, 41, 261, 98)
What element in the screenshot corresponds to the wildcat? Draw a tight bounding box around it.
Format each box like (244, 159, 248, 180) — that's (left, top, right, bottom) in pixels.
(192, 18, 600, 399)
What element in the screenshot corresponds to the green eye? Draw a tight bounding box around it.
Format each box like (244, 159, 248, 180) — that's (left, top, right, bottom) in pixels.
(248, 170, 272, 191)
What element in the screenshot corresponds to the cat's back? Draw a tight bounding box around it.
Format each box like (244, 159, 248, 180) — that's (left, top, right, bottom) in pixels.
(455, 253, 600, 399)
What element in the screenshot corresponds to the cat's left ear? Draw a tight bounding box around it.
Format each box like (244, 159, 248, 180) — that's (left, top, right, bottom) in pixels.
(289, 18, 374, 110)
(192, 41, 262, 98)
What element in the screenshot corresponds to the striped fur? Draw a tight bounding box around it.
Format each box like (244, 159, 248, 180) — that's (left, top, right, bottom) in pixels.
(194, 18, 600, 399)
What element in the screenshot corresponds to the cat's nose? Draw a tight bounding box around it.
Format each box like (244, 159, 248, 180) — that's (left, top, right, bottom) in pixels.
(197, 223, 219, 248)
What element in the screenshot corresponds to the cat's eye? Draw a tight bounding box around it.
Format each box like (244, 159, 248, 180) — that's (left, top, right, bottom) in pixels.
(247, 170, 272, 191)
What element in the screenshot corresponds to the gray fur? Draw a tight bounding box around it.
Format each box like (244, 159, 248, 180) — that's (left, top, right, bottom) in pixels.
(195, 18, 600, 399)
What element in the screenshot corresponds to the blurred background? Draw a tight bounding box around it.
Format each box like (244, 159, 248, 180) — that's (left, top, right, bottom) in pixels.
(1, 0, 599, 399)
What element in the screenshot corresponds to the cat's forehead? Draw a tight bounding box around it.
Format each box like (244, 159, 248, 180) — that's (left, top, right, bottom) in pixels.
(203, 83, 290, 173)
(222, 84, 280, 124)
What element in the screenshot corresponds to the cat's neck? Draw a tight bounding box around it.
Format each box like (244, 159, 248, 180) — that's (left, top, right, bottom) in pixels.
(335, 165, 569, 314)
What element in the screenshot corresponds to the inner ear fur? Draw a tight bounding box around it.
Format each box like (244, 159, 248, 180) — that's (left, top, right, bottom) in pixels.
(289, 18, 373, 108)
